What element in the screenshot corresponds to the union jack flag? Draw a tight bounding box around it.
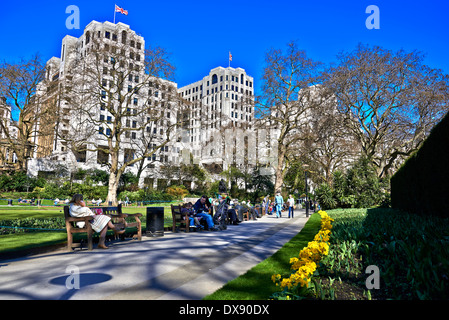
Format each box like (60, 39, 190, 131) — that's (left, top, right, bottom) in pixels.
(115, 5, 128, 16)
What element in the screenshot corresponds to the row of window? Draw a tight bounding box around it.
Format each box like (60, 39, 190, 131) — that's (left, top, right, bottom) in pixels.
(85, 30, 143, 51)
(181, 83, 253, 98)
(210, 74, 253, 87)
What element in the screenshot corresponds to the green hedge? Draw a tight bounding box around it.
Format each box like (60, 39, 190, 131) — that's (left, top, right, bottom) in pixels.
(391, 111, 449, 217)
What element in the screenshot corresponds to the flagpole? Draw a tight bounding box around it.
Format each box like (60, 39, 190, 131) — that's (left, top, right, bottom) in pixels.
(114, 4, 116, 24)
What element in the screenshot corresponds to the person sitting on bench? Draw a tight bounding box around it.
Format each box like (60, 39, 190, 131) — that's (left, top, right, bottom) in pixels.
(193, 195, 218, 231)
(69, 194, 124, 249)
(181, 202, 203, 229)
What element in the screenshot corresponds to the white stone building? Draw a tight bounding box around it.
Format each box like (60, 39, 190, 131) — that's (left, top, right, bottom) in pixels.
(177, 66, 260, 174)
(28, 20, 277, 190)
(29, 21, 182, 189)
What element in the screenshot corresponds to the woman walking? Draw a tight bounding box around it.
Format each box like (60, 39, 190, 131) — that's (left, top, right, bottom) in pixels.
(274, 191, 284, 218)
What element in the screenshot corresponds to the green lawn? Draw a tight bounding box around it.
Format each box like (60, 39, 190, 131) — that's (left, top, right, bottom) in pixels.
(0, 232, 68, 253)
(204, 212, 322, 300)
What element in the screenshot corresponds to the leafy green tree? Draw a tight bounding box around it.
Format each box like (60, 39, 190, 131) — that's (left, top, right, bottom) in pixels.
(315, 183, 336, 210)
(248, 166, 274, 202)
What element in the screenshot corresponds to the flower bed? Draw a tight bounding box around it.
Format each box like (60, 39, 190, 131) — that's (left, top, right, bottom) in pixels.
(271, 210, 333, 299)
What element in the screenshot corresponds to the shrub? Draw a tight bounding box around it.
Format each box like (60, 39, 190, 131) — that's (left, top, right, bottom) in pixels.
(315, 156, 388, 209)
(166, 185, 189, 199)
(315, 184, 336, 210)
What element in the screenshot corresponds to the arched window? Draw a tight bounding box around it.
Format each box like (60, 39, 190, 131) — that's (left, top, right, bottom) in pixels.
(241, 74, 244, 84)
(85, 31, 90, 45)
(121, 31, 127, 44)
(212, 74, 218, 85)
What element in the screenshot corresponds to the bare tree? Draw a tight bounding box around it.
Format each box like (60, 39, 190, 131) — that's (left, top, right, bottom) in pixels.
(62, 31, 188, 204)
(257, 42, 327, 192)
(0, 54, 48, 171)
(297, 100, 360, 185)
(325, 44, 449, 177)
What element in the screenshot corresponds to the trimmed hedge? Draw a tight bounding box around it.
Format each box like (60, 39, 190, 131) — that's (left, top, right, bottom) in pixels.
(391, 111, 449, 217)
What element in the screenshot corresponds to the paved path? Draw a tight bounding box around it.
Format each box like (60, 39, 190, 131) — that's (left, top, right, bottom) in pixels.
(0, 211, 309, 300)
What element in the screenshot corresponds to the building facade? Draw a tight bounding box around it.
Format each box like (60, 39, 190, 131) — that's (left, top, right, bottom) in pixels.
(178, 67, 260, 174)
(28, 20, 276, 190)
(30, 21, 183, 187)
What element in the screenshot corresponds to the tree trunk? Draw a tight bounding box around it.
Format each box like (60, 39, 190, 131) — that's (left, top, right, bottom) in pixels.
(274, 145, 286, 192)
(106, 171, 120, 206)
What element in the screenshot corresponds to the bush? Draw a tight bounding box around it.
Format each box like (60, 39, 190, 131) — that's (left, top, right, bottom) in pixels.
(118, 189, 145, 202)
(391, 111, 449, 217)
(143, 189, 175, 202)
(166, 185, 189, 199)
(315, 184, 336, 210)
(315, 157, 388, 209)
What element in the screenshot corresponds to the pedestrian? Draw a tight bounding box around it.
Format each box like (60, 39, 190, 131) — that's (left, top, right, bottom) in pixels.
(287, 195, 295, 218)
(263, 195, 270, 216)
(69, 194, 125, 249)
(274, 191, 284, 218)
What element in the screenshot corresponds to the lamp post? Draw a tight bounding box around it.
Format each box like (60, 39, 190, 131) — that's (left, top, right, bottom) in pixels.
(303, 164, 309, 218)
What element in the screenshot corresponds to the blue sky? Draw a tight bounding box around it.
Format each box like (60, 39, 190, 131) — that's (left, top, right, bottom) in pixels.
(1, 0, 448, 94)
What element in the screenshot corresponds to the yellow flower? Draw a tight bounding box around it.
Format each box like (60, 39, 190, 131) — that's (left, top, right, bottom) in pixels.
(271, 274, 281, 283)
(272, 209, 334, 294)
(314, 229, 331, 242)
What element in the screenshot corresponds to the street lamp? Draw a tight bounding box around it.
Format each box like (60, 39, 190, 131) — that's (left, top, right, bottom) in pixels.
(303, 164, 309, 218)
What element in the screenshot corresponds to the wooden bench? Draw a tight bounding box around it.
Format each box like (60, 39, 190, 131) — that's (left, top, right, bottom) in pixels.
(64, 204, 142, 251)
(171, 205, 190, 233)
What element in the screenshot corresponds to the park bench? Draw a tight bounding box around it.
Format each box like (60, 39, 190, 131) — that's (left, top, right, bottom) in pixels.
(64, 204, 142, 251)
(171, 204, 190, 233)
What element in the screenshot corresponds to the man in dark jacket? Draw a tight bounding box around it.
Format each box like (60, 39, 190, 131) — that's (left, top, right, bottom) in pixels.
(193, 196, 217, 231)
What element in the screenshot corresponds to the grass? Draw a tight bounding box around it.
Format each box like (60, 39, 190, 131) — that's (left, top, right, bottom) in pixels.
(203, 212, 322, 300)
(0, 232, 68, 253)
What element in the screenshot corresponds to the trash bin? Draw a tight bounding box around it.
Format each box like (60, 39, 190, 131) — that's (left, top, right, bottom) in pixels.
(7, 199, 12, 206)
(146, 207, 164, 237)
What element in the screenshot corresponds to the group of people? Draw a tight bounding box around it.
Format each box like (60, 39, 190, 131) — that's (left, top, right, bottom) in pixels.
(67, 192, 299, 249)
(263, 192, 296, 219)
(180, 195, 263, 232)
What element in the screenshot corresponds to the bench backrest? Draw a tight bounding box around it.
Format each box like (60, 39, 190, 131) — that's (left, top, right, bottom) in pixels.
(64, 204, 123, 220)
(171, 205, 184, 222)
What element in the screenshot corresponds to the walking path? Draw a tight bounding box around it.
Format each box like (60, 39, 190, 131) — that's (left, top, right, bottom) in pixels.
(0, 210, 309, 300)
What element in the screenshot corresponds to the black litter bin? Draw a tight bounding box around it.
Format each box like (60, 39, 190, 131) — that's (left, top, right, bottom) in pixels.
(146, 207, 164, 237)
(7, 199, 13, 206)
